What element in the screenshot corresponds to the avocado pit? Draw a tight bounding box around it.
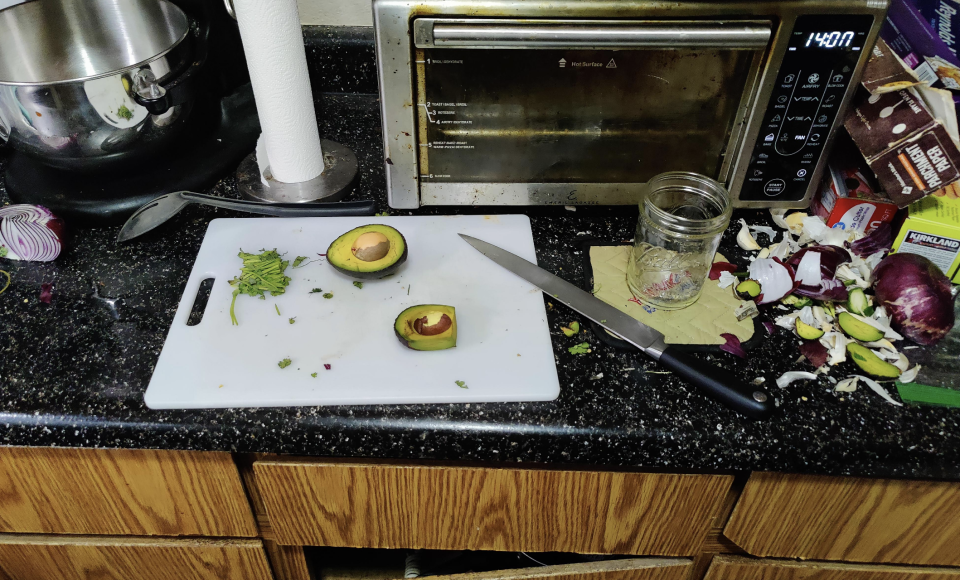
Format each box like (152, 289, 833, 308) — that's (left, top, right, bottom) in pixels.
(352, 232, 390, 262)
(414, 312, 453, 336)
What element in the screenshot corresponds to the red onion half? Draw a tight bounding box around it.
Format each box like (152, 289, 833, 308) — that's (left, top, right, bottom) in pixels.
(873, 253, 955, 345)
(0, 205, 64, 262)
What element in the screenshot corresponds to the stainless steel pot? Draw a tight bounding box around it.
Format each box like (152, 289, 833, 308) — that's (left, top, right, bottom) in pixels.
(0, 0, 201, 170)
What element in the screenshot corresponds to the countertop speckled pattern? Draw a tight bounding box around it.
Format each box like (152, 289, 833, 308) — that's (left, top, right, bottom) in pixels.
(0, 27, 958, 480)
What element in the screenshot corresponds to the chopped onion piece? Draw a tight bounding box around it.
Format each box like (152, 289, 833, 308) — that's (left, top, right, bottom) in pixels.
(717, 271, 738, 289)
(795, 251, 822, 286)
(784, 212, 807, 234)
(776, 371, 818, 388)
(749, 224, 778, 243)
(853, 374, 904, 406)
(709, 261, 738, 280)
(720, 333, 747, 359)
(799, 340, 829, 368)
(748, 258, 795, 304)
(775, 311, 802, 330)
(835, 377, 859, 392)
(819, 331, 851, 365)
(900, 365, 921, 384)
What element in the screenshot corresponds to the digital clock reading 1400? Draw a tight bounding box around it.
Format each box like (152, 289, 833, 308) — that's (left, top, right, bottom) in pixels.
(805, 31, 856, 48)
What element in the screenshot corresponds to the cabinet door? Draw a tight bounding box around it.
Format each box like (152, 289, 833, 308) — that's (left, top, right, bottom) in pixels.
(253, 459, 733, 554)
(0, 534, 273, 580)
(0, 447, 257, 537)
(723, 472, 960, 566)
(705, 555, 960, 580)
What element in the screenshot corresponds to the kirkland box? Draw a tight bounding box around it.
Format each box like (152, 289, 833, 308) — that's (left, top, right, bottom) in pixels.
(892, 184, 960, 280)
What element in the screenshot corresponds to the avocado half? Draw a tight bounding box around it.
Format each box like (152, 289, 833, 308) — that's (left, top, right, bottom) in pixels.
(326, 224, 407, 279)
(395, 305, 457, 351)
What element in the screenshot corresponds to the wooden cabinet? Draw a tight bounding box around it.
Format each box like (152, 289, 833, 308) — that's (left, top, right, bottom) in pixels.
(723, 472, 960, 566)
(317, 555, 693, 580)
(705, 555, 960, 580)
(0, 447, 257, 537)
(253, 458, 733, 555)
(0, 534, 273, 580)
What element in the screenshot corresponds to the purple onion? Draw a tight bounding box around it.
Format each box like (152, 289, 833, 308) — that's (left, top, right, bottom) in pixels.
(793, 278, 849, 302)
(873, 253, 955, 345)
(786, 245, 851, 280)
(799, 340, 829, 368)
(0, 205, 65, 262)
(719, 333, 747, 359)
(849, 222, 893, 258)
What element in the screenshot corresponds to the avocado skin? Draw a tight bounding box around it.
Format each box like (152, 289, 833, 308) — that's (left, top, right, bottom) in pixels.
(327, 225, 408, 280)
(394, 305, 457, 351)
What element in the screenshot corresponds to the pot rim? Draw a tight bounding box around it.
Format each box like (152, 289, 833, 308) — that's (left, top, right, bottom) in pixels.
(0, 0, 191, 86)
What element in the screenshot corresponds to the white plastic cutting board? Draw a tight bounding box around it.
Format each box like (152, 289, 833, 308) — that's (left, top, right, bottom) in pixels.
(144, 215, 561, 409)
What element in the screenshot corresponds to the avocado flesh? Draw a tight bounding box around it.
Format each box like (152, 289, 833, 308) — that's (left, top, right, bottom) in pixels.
(395, 305, 457, 351)
(327, 224, 407, 280)
(847, 343, 901, 378)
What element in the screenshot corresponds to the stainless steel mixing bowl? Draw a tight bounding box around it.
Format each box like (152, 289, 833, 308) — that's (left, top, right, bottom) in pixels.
(0, 0, 199, 170)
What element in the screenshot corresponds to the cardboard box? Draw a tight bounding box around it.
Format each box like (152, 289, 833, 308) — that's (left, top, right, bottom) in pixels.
(861, 37, 924, 94)
(812, 162, 900, 233)
(891, 183, 960, 279)
(881, 0, 960, 89)
(915, 0, 960, 60)
(844, 87, 960, 206)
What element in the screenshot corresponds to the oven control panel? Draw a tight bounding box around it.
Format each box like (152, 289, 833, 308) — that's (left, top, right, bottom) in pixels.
(739, 15, 874, 202)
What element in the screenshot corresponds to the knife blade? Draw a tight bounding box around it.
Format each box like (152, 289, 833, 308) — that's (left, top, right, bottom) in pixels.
(459, 234, 773, 420)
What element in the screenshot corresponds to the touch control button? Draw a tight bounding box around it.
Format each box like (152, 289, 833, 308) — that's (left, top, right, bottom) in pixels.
(763, 179, 786, 196)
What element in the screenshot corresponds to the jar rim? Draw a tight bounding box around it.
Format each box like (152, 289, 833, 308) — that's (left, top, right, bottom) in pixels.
(641, 171, 732, 236)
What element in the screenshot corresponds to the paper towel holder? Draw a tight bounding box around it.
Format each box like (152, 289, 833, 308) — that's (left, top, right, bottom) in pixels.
(236, 139, 358, 203)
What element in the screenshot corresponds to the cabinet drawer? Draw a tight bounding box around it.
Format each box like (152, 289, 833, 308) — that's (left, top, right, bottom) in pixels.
(317, 552, 692, 580)
(0, 534, 273, 580)
(705, 555, 960, 580)
(254, 459, 733, 554)
(0, 447, 257, 537)
(723, 472, 960, 566)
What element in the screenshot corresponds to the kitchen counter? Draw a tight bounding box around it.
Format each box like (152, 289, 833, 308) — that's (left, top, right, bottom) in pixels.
(0, 30, 958, 482)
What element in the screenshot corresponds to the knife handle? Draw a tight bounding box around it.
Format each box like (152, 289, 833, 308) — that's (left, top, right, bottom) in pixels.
(657, 346, 773, 420)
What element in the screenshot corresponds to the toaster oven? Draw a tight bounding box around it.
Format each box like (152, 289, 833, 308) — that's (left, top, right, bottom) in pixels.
(374, 0, 889, 209)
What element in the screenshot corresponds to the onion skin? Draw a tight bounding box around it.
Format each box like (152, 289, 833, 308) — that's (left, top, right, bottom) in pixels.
(873, 253, 955, 345)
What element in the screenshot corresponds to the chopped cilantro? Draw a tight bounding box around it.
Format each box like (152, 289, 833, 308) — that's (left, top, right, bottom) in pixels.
(353, 281, 363, 289)
(275, 304, 281, 316)
(375, 211, 389, 216)
(292, 256, 309, 268)
(278, 358, 292, 369)
(116, 104, 133, 120)
(288, 317, 296, 324)
(228, 249, 291, 325)
(455, 380, 468, 389)
(568, 342, 591, 355)
(310, 288, 322, 293)
(311, 372, 318, 378)
(0, 246, 7, 258)
(323, 292, 333, 299)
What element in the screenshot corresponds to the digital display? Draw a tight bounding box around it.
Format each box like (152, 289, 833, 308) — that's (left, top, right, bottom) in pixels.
(804, 31, 856, 49)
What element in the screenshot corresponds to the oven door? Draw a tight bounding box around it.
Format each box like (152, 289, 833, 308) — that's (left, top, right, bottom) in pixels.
(412, 19, 772, 205)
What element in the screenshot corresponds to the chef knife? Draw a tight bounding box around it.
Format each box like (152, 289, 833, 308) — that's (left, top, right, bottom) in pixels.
(459, 234, 773, 420)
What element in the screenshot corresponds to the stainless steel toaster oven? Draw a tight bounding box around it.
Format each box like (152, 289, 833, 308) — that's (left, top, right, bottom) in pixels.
(374, 0, 889, 209)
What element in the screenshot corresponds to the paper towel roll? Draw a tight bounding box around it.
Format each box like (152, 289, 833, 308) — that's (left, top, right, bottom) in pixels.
(234, 0, 324, 183)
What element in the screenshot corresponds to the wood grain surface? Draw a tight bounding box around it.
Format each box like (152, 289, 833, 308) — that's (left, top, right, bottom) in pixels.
(254, 459, 732, 554)
(723, 472, 960, 566)
(426, 558, 692, 580)
(265, 540, 310, 580)
(705, 555, 960, 580)
(0, 447, 257, 537)
(0, 534, 273, 580)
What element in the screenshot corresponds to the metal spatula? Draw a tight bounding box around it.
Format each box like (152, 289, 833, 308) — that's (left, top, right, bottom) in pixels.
(117, 191, 377, 242)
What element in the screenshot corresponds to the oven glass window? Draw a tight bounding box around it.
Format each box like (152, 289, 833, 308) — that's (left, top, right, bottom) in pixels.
(416, 47, 760, 184)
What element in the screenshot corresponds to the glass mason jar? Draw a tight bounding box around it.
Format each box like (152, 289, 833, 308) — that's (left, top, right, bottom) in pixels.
(626, 172, 732, 310)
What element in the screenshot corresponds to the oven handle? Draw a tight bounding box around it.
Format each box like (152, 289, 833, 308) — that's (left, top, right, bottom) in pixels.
(417, 20, 771, 49)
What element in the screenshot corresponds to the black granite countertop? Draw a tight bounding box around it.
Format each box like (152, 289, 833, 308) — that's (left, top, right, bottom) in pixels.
(0, 28, 957, 480)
